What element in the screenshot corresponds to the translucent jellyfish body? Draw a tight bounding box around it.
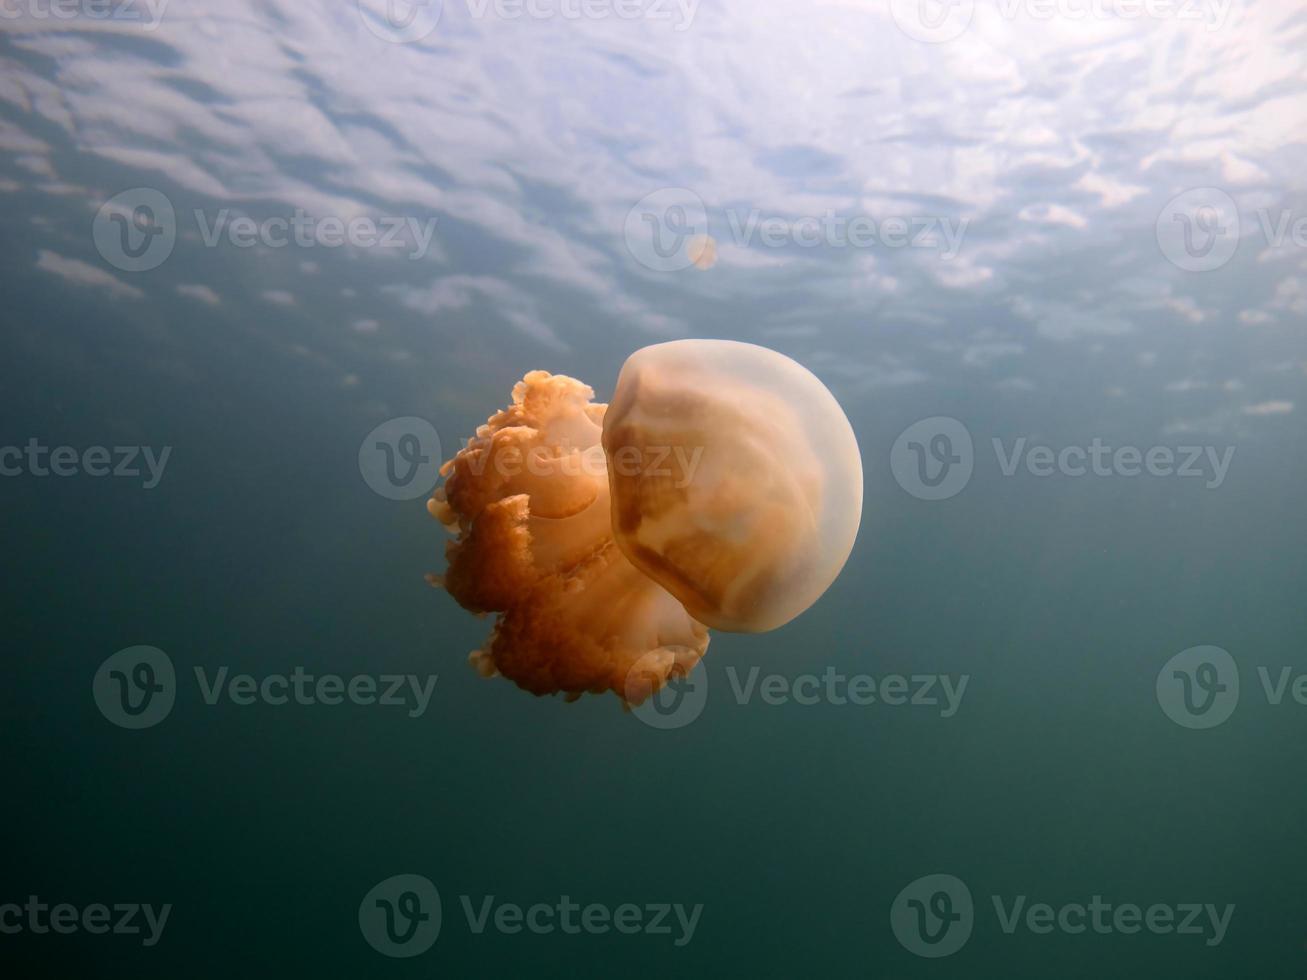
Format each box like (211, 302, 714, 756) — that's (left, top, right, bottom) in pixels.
(429, 340, 863, 705)
(603, 340, 863, 633)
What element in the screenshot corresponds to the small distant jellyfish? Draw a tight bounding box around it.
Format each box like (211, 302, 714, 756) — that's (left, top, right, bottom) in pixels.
(687, 234, 717, 270)
(428, 340, 863, 707)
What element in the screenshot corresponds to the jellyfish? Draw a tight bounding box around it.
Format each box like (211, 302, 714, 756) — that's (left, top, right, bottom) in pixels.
(427, 339, 863, 706)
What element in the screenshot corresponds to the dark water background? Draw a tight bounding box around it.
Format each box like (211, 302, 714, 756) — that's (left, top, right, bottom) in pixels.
(3, 1, 1306, 976)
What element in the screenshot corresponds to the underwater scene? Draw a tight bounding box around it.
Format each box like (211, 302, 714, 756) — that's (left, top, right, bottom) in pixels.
(2, 1, 1306, 976)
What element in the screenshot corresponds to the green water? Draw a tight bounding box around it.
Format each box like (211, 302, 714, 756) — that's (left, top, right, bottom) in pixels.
(3, 2, 1306, 976)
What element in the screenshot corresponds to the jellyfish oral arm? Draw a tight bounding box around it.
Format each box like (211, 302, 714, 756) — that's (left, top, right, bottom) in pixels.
(430, 370, 708, 704)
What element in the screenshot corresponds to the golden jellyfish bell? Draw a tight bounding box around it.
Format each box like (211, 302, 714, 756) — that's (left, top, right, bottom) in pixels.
(602, 340, 863, 633)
